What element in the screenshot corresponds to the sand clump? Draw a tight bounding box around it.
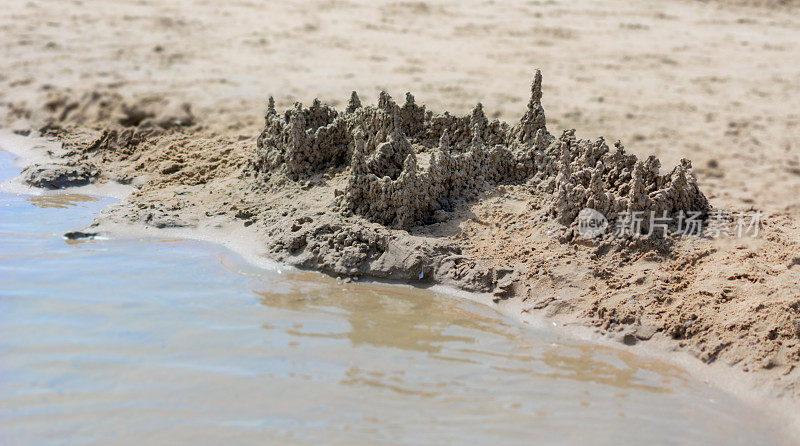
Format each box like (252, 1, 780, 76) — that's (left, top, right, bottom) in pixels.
(20, 161, 99, 189)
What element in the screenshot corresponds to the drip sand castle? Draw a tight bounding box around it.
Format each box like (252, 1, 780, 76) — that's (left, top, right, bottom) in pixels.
(255, 70, 709, 231)
(5, 71, 799, 408)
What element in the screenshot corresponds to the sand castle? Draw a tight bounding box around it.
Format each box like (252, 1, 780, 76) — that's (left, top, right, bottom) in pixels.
(256, 71, 710, 232)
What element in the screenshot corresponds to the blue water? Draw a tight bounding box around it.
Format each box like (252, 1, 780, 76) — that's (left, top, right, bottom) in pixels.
(0, 149, 792, 445)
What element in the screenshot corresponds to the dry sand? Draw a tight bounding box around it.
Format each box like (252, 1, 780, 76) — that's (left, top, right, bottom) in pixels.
(2, 0, 800, 426)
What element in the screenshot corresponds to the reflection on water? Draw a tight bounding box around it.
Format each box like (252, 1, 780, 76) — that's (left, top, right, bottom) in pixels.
(254, 282, 492, 354)
(254, 281, 681, 394)
(27, 193, 99, 209)
(0, 150, 793, 445)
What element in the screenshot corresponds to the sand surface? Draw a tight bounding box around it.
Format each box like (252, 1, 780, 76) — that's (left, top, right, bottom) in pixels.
(2, 0, 800, 424)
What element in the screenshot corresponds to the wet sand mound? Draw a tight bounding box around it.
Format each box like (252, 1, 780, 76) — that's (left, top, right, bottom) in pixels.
(5, 71, 800, 415)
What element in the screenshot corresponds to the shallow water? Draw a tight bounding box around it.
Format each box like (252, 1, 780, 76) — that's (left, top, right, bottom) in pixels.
(0, 149, 791, 445)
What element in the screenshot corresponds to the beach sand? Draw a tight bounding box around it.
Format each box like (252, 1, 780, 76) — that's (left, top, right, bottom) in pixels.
(2, 0, 799, 426)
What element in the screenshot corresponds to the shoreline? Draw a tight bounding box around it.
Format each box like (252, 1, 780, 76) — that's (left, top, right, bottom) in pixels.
(2, 129, 799, 437)
(2, 0, 800, 441)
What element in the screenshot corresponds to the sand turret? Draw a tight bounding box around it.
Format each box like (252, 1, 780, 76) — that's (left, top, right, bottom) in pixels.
(346, 91, 362, 113)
